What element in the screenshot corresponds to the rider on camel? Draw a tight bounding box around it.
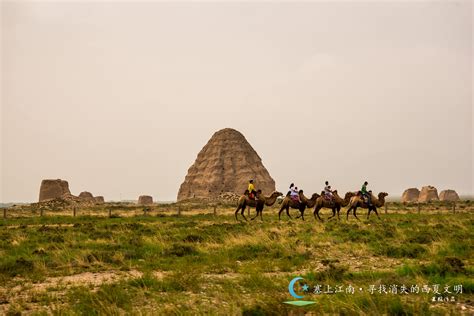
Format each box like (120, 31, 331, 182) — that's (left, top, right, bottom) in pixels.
(248, 180, 257, 200)
(361, 181, 372, 206)
(324, 181, 334, 201)
(289, 183, 300, 202)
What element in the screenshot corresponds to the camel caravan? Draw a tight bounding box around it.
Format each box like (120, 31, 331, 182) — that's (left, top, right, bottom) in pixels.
(178, 129, 389, 221)
(235, 180, 388, 222)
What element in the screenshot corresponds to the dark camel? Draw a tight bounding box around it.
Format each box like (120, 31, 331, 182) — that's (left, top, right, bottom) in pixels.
(235, 190, 283, 221)
(313, 191, 356, 221)
(346, 192, 389, 220)
(278, 190, 319, 221)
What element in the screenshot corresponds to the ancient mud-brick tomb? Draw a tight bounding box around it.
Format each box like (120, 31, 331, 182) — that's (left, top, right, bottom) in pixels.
(177, 128, 275, 201)
(138, 195, 153, 205)
(39, 179, 71, 202)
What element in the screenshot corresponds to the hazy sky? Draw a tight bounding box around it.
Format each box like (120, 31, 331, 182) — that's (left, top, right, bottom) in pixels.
(1, 1, 472, 202)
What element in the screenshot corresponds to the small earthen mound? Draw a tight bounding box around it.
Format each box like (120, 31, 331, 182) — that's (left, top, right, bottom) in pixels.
(401, 188, 420, 203)
(94, 196, 105, 204)
(418, 186, 439, 202)
(79, 191, 94, 200)
(439, 190, 460, 202)
(39, 179, 71, 202)
(138, 195, 153, 205)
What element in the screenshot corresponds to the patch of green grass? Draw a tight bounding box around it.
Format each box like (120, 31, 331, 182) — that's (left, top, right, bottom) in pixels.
(371, 241, 428, 259)
(68, 283, 133, 315)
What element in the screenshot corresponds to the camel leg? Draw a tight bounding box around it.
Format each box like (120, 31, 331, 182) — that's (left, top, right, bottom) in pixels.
(295, 209, 301, 218)
(367, 207, 371, 220)
(346, 207, 352, 221)
(353, 207, 360, 221)
(251, 206, 261, 221)
(337, 207, 341, 221)
(373, 207, 380, 220)
(313, 207, 319, 220)
(250, 211, 258, 221)
(316, 207, 324, 222)
(278, 207, 283, 220)
(240, 206, 248, 221)
(235, 206, 241, 221)
(278, 206, 289, 220)
(300, 208, 305, 221)
(328, 207, 336, 220)
(286, 207, 292, 219)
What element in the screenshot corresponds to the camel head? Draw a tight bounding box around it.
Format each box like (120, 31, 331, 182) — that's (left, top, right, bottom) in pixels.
(267, 191, 283, 199)
(344, 191, 356, 200)
(272, 191, 284, 198)
(378, 192, 389, 199)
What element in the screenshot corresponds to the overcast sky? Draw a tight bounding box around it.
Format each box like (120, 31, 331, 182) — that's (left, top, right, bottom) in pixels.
(1, 1, 472, 202)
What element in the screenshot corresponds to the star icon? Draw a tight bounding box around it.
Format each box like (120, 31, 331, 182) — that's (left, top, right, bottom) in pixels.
(302, 284, 310, 292)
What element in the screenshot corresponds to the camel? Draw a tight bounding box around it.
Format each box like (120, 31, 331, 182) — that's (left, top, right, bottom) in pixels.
(278, 190, 319, 221)
(346, 192, 389, 220)
(234, 190, 283, 221)
(313, 191, 356, 221)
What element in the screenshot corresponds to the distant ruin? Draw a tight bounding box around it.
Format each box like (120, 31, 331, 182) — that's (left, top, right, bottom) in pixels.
(39, 179, 71, 202)
(439, 190, 460, 202)
(38, 179, 104, 205)
(401, 188, 420, 203)
(418, 186, 439, 202)
(138, 195, 153, 205)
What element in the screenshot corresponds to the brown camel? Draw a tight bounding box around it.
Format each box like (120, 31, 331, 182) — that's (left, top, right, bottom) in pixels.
(235, 190, 283, 221)
(313, 191, 356, 221)
(346, 192, 389, 220)
(278, 190, 319, 221)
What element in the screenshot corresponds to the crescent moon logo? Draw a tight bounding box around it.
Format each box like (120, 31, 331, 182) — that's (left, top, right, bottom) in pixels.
(288, 277, 304, 299)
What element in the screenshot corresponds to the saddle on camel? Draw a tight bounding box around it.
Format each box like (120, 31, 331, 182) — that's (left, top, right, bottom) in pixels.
(357, 190, 373, 205)
(359, 181, 372, 206)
